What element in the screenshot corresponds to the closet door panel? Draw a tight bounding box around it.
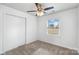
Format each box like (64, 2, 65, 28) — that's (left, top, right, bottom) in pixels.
(0, 5, 3, 54)
(4, 14, 25, 51)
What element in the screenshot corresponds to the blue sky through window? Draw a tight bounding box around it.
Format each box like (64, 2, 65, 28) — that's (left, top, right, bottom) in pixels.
(48, 19, 59, 27)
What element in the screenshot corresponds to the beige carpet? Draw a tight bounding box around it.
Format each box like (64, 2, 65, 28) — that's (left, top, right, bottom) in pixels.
(3, 40, 78, 55)
(32, 48, 52, 55)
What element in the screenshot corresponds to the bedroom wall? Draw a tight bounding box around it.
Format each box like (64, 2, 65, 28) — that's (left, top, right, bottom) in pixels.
(4, 5, 37, 44)
(0, 4, 79, 54)
(0, 5, 4, 54)
(26, 14, 37, 44)
(0, 4, 37, 54)
(77, 7, 79, 52)
(38, 8, 78, 50)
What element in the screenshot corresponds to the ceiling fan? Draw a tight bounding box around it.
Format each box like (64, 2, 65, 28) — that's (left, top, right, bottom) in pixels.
(27, 3, 54, 16)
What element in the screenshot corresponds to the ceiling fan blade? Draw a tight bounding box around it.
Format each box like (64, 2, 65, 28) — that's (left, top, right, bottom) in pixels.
(27, 10, 36, 12)
(35, 3, 39, 7)
(44, 6, 54, 11)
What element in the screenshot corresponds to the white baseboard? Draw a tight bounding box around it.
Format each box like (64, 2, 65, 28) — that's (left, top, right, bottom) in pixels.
(39, 39, 78, 51)
(26, 39, 37, 44)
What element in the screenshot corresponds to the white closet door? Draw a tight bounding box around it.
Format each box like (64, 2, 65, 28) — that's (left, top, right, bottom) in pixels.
(0, 5, 3, 54)
(4, 14, 25, 52)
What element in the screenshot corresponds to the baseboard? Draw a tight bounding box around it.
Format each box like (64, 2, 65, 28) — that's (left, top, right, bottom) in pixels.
(38, 40, 78, 51)
(26, 39, 78, 51)
(26, 39, 37, 44)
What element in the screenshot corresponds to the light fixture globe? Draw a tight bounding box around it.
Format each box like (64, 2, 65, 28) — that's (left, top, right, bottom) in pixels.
(37, 11, 44, 16)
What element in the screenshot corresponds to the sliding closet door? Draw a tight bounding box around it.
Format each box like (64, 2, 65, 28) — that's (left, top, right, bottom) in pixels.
(4, 14, 25, 52)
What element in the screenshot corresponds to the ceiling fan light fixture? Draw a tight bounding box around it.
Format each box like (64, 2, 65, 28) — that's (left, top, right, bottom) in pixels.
(27, 3, 54, 16)
(37, 11, 44, 16)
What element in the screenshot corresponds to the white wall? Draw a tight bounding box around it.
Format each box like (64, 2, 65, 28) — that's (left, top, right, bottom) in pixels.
(0, 4, 37, 54)
(0, 4, 79, 54)
(0, 5, 3, 54)
(77, 7, 79, 51)
(26, 14, 37, 44)
(38, 8, 78, 50)
(3, 5, 37, 45)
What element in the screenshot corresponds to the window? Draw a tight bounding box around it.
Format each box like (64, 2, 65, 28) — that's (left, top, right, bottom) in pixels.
(48, 18, 59, 34)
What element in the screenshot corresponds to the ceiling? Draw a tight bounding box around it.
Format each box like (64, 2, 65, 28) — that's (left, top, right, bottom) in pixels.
(1, 3, 79, 16)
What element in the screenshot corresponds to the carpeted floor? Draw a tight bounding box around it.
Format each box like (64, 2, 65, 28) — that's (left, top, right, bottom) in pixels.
(3, 40, 78, 55)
